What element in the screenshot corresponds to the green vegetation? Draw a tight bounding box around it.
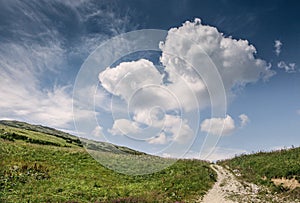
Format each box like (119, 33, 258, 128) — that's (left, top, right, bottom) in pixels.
(219, 147, 300, 200)
(0, 121, 216, 202)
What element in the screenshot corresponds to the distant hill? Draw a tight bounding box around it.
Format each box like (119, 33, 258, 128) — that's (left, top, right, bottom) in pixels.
(0, 120, 146, 155)
(0, 120, 216, 202)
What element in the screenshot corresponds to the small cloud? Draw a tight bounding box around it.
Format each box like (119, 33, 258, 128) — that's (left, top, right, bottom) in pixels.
(239, 114, 249, 128)
(277, 61, 297, 73)
(274, 40, 282, 56)
(109, 119, 141, 135)
(148, 132, 168, 145)
(92, 125, 104, 138)
(200, 115, 235, 136)
(297, 110, 300, 115)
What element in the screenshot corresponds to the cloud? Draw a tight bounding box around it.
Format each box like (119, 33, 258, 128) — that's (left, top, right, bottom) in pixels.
(0, 40, 73, 129)
(297, 110, 300, 115)
(277, 61, 297, 73)
(0, 84, 74, 129)
(239, 114, 250, 127)
(0, 0, 133, 131)
(148, 132, 168, 145)
(91, 126, 104, 138)
(100, 18, 274, 112)
(109, 113, 194, 144)
(164, 115, 194, 144)
(274, 40, 282, 56)
(98, 18, 274, 145)
(160, 18, 275, 98)
(200, 114, 249, 136)
(109, 119, 141, 136)
(99, 59, 163, 102)
(200, 115, 235, 136)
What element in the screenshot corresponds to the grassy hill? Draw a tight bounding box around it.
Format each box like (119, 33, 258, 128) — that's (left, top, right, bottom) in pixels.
(219, 147, 300, 201)
(0, 120, 146, 155)
(0, 120, 216, 202)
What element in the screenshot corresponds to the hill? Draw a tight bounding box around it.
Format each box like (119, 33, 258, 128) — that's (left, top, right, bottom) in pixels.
(218, 147, 300, 201)
(0, 120, 216, 202)
(0, 120, 146, 155)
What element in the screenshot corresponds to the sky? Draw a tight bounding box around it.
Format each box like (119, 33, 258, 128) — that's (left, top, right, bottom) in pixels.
(0, 0, 300, 161)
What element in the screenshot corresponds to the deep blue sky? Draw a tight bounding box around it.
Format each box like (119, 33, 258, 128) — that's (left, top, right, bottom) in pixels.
(120, 0, 300, 58)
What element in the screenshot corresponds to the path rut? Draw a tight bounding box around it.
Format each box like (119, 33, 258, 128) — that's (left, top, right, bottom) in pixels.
(201, 164, 260, 203)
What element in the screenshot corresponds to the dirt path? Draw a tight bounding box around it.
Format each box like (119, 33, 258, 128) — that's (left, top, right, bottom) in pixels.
(201, 164, 260, 203)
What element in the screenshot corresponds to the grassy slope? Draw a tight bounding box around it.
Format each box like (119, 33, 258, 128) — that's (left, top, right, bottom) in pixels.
(0, 121, 216, 202)
(219, 147, 300, 200)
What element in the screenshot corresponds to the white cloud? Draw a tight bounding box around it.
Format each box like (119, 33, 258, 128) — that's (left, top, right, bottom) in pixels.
(138, 109, 194, 144)
(0, 0, 133, 131)
(109, 113, 194, 144)
(92, 126, 104, 138)
(0, 41, 99, 131)
(200, 114, 249, 136)
(99, 59, 163, 102)
(239, 114, 250, 127)
(200, 115, 235, 136)
(160, 18, 275, 101)
(100, 18, 274, 113)
(297, 110, 300, 115)
(99, 18, 274, 145)
(148, 132, 168, 145)
(0, 82, 75, 129)
(0, 41, 74, 129)
(109, 119, 141, 136)
(274, 40, 282, 56)
(277, 61, 297, 73)
(163, 115, 194, 144)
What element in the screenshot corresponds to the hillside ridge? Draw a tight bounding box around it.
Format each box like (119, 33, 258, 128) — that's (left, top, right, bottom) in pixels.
(0, 120, 146, 155)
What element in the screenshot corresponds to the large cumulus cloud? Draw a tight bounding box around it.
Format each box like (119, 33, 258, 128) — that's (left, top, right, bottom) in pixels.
(99, 19, 274, 144)
(99, 18, 274, 144)
(160, 18, 274, 103)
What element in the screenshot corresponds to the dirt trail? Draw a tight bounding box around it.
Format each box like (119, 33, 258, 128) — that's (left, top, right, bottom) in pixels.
(201, 164, 260, 203)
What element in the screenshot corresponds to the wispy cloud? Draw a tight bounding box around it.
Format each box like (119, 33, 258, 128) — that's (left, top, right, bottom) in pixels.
(274, 40, 282, 56)
(239, 114, 250, 128)
(0, 0, 133, 130)
(277, 61, 297, 73)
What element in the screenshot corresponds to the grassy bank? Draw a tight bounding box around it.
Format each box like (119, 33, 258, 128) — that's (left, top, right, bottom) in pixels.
(219, 147, 300, 201)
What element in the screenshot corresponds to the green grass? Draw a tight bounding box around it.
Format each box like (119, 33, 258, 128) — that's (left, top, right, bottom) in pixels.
(0, 121, 216, 202)
(219, 147, 300, 200)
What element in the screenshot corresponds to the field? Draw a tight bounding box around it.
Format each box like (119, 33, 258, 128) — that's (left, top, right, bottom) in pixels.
(3, 120, 299, 202)
(0, 121, 216, 202)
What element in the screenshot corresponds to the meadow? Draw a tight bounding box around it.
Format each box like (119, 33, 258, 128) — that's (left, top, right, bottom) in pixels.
(0, 121, 216, 202)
